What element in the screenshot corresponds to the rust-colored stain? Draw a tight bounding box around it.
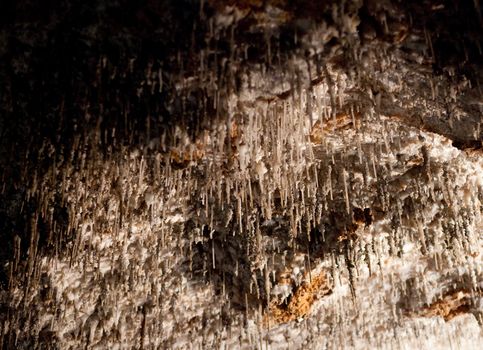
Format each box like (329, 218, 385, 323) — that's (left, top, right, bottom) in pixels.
(169, 143, 205, 167)
(411, 289, 475, 321)
(265, 270, 332, 326)
(310, 113, 361, 144)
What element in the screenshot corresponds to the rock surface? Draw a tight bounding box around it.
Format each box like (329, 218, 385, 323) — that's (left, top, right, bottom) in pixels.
(0, 1, 482, 349)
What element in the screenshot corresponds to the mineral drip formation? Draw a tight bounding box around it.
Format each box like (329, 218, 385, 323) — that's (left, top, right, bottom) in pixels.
(0, 1, 482, 349)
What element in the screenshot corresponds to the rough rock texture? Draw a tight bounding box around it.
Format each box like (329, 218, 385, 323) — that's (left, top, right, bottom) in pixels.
(0, 1, 482, 349)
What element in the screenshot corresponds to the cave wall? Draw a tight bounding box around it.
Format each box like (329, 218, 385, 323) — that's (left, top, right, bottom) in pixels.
(0, 1, 482, 349)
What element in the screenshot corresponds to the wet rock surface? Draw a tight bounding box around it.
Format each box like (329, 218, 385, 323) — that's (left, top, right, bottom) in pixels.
(0, 0, 482, 349)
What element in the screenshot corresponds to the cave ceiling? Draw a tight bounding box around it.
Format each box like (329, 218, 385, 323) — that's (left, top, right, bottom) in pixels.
(0, 0, 482, 349)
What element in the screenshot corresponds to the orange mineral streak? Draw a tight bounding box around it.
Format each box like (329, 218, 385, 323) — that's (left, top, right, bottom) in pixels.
(265, 270, 333, 326)
(310, 112, 361, 144)
(411, 289, 479, 321)
(169, 142, 205, 167)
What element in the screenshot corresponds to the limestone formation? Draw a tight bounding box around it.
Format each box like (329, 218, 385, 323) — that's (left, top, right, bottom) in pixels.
(0, 1, 482, 349)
